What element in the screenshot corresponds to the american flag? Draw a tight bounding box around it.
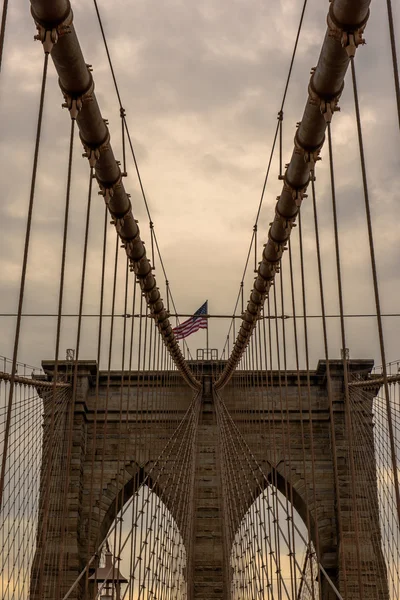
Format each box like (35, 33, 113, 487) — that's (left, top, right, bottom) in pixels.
(172, 301, 208, 340)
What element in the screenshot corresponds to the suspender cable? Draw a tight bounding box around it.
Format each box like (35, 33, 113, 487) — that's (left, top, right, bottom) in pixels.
(0, 0, 8, 73)
(385, 0, 400, 131)
(222, 0, 309, 365)
(215, 0, 371, 390)
(350, 55, 400, 525)
(0, 51, 50, 510)
(92, 0, 191, 370)
(29, 0, 200, 391)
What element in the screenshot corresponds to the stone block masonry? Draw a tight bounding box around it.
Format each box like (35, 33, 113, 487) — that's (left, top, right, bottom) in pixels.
(30, 359, 389, 599)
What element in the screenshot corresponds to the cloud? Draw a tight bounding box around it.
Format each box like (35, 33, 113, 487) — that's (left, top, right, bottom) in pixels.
(0, 0, 398, 423)
(2, 4, 400, 598)
(0, 0, 399, 374)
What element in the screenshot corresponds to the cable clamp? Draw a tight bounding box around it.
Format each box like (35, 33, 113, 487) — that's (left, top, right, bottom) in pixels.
(81, 131, 110, 167)
(33, 10, 72, 54)
(61, 94, 84, 119)
(266, 232, 286, 260)
(34, 27, 59, 53)
(293, 132, 322, 171)
(61, 70, 94, 119)
(126, 236, 146, 265)
(327, 5, 368, 58)
(113, 209, 132, 235)
(283, 178, 308, 208)
(274, 202, 297, 230)
(308, 72, 342, 123)
(98, 174, 123, 207)
(270, 260, 281, 275)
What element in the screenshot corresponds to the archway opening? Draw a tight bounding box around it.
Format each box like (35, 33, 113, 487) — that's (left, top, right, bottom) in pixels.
(95, 484, 188, 599)
(231, 486, 319, 599)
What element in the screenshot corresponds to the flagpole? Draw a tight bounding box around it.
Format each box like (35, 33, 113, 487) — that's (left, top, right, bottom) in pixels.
(206, 300, 209, 359)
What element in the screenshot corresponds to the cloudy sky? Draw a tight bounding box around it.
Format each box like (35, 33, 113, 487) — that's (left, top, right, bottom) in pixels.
(0, 0, 400, 372)
(1, 3, 399, 597)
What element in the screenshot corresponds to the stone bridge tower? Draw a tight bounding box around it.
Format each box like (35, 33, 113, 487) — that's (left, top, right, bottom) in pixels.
(30, 359, 388, 599)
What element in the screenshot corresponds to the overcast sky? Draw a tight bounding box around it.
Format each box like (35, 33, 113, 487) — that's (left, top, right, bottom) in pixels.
(0, 0, 400, 372)
(1, 4, 399, 597)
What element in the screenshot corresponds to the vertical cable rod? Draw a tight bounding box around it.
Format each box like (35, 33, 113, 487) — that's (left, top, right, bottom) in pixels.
(326, 121, 364, 595)
(0, 51, 49, 510)
(386, 0, 400, 131)
(351, 56, 400, 524)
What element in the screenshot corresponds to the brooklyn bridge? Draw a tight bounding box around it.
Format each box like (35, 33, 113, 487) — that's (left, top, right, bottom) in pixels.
(1, 0, 400, 598)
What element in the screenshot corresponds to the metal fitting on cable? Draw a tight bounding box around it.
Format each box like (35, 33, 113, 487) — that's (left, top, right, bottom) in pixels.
(293, 132, 323, 170)
(308, 72, 343, 124)
(327, 3, 368, 58)
(283, 177, 309, 207)
(81, 131, 110, 168)
(126, 237, 146, 263)
(267, 232, 286, 262)
(33, 8, 72, 54)
(97, 174, 124, 207)
(113, 211, 133, 235)
(108, 203, 134, 237)
(34, 26, 59, 53)
(274, 201, 297, 231)
(61, 74, 94, 119)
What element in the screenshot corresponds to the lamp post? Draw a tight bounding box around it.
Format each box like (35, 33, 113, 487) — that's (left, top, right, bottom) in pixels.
(89, 549, 128, 600)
